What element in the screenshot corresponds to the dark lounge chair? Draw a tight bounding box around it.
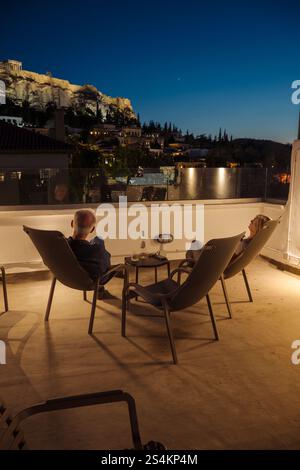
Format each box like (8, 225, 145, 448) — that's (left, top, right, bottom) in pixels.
(0, 390, 142, 449)
(122, 233, 243, 364)
(0, 266, 8, 312)
(23, 226, 124, 334)
(180, 219, 280, 318)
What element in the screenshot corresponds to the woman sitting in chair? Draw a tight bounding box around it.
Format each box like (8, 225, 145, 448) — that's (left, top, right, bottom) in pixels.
(234, 214, 271, 257)
(186, 214, 271, 265)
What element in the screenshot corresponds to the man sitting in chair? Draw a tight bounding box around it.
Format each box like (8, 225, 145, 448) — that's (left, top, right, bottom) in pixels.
(68, 209, 115, 299)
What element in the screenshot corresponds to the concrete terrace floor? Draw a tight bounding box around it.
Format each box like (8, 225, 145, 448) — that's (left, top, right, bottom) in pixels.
(1, 257, 300, 450)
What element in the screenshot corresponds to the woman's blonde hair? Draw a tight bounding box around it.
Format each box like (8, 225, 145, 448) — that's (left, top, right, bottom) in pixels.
(252, 214, 271, 233)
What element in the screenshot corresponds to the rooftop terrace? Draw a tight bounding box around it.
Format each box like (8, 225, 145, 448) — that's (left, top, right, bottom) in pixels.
(1, 257, 300, 449)
(0, 143, 299, 451)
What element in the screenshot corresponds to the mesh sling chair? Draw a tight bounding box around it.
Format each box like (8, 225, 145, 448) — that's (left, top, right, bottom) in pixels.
(122, 232, 243, 364)
(0, 390, 143, 450)
(23, 226, 124, 334)
(0, 266, 8, 312)
(180, 219, 280, 318)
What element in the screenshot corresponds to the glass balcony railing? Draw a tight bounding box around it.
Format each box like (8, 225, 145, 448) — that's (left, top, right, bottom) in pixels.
(0, 167, 290, 206)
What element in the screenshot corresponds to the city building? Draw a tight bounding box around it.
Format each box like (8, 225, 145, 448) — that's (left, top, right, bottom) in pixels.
(0, 120, 72, 169)
(121, 125, 142, 145)
(142, 133, 164, 149)
(89, 123, 142, 146)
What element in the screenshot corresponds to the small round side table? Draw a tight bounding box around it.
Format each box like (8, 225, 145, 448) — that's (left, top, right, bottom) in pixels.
(125, 256, 171, 284)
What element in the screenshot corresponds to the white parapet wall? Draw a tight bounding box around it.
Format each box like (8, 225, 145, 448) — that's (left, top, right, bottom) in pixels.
(0, 199, 285, 272)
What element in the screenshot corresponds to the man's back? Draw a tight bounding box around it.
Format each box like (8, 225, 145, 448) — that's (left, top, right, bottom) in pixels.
(68, 237, 111, 281)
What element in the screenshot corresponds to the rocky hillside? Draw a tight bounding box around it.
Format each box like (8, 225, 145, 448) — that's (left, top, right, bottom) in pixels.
(0, 60, 136, 119)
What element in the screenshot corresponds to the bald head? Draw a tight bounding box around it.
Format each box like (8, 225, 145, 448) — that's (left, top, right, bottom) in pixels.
(72, 209, 96, 239)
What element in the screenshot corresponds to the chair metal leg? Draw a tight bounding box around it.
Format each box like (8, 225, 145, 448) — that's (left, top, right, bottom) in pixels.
(123, 392, 143, 449)
(1, 267, 8, 312)
(88, 280, 99, 335)
(242, 269, 253, 302)
(220, 275, 233, 318)
(163, 305, 178, 364)
(206, 294, 219, 340)
(122, 267, 130, 333)
(83, 291, 87, 301)
(44, 277, 56, 321)
(121, 289, 127, 337)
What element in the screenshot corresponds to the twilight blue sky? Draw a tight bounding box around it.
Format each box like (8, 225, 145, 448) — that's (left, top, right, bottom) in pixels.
(1, 0, 299, 142)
